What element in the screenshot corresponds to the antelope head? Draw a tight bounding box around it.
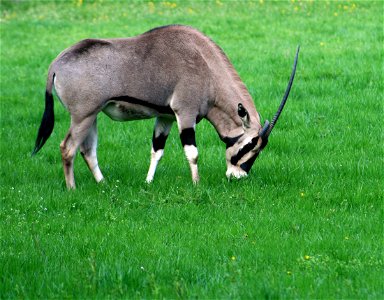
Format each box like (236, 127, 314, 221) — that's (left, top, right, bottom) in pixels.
(225, 46, 300, 179)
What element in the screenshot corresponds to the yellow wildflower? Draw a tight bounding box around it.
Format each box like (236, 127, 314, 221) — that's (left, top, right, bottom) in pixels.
(163, 2, 177, 9)
(148, 2, 155, 13)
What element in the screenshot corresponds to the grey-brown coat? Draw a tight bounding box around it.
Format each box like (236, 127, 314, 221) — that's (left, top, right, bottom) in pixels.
(33, 25, 299, 189)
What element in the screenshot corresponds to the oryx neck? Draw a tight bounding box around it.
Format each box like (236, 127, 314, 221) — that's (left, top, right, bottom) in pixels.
(206, 83, 260, 146)
(206, 105, 244, 145)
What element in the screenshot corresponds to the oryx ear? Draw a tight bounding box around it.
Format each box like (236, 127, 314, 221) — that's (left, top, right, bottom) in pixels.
(238, 103, 250, 129)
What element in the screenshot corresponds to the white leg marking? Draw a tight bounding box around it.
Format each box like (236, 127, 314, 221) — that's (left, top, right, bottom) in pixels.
(87, 154, 104, 183)
(82, 155, 104, 183)
(184, 145, 199, 183)
(85, 138, 104, 183)
(80, 121, 104, 183)
(145, 117, 173, 183)
(146, 149, 164, 183)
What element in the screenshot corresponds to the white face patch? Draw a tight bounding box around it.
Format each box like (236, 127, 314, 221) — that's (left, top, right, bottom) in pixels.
(242, 135, 254, 146)
(224, 130, 263, 178)
(226, 133, 259, 164)
(226, 164, 248, 179)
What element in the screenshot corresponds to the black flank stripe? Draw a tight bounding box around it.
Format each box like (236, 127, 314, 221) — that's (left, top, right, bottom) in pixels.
(230, 137, 258, 165)
(111, 96, 174, 115)
(180, 128, 196, 146)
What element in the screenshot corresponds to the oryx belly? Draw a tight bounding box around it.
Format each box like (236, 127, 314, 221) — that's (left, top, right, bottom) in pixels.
(103, 100, 173, 121)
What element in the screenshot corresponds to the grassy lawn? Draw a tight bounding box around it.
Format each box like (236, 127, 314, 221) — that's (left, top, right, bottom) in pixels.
(0, 0, 383, 298)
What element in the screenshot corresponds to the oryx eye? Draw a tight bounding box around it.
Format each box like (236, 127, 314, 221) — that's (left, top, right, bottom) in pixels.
(238, 103, 247, 118)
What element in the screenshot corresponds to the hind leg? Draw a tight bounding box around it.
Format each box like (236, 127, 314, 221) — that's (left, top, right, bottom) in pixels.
(80, 119, 104, 183)
(146, 117, 173, 183)
(60, 116, 96, 189)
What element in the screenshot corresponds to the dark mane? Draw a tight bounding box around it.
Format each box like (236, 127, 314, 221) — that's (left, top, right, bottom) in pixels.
(68, 39, 111, 57)
(208, 37, 253, 102)
(143, 24, 192, 35)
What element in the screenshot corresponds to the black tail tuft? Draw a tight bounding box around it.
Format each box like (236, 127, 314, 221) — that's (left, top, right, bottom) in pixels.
(32, 90, 55, 156)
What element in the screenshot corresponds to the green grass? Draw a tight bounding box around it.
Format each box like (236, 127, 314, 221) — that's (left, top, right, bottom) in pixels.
(1, 1, 383, 298)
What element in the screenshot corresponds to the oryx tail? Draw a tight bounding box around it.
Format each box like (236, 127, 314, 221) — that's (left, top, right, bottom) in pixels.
(32, 71, 55, 155)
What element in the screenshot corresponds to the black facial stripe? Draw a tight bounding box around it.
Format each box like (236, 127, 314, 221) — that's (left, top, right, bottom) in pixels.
(152, 132, 168, 152)
(221, 134, 243, 149)
(230, 137, 259, 165)
(180, 128, 196, 146)
(110, 96, 174, 115)
(240, 153, 259, 173)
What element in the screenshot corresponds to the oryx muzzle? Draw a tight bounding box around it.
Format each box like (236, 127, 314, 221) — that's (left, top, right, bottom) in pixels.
(225, 46, 300, 178)
(32, 25, 300, 188)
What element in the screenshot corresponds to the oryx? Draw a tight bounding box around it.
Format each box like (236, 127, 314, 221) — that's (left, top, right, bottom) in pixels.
(32, 25, 299, 189)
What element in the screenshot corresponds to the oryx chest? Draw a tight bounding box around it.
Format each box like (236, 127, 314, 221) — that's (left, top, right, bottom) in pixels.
(103, 100, 160, 121)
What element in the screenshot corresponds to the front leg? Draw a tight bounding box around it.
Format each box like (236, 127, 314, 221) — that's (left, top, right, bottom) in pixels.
(180, 127, 199, 183)
(171, 91, 201, 183)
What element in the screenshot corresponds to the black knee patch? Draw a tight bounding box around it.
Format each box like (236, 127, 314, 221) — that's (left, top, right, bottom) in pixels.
(180, 128, 196, 146)
(152, 132, 168, 152)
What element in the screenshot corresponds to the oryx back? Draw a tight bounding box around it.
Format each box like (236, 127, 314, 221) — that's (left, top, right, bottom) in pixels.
(52, 26, 215, 122)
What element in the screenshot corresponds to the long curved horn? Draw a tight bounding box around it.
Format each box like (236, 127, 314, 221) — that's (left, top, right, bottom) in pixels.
(259, 120, 270, 137)
(262, 46, 300, 138)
